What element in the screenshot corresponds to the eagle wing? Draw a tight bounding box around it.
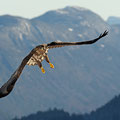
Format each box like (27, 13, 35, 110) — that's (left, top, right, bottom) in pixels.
(0, 45, 43, 98)
(47, 30, 108, 49)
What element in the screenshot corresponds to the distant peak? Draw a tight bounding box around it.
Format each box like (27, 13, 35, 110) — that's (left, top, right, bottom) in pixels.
(65, 6, 89, 11)
(55, 6, 89, 15)
(107, 16, 120, 25)
(56, 9, 69, 15)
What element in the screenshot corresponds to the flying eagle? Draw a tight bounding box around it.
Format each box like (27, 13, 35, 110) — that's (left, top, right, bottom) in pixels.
(0, 30, 108, 98)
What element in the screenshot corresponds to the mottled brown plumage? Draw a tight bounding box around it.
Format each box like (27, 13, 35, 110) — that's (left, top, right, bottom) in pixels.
(0, 30, 108, 98)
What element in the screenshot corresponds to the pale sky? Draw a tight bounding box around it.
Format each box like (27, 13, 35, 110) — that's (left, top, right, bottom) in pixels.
(0, 0, 120, 20)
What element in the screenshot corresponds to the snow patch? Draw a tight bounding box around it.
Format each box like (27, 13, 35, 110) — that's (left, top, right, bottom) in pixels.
(56, 40, 62, 42)
(70, 6, 88, 11)
(19, 33, 23, 41)
(100, 44, 105, 48)
(56, 9, 69, 14)
(20, 21, 31, 34)
(68, 28, 73, 32)
(65, 6, 88, 12)
(12, 20, 31, 37)
(81, 21, 90, 27)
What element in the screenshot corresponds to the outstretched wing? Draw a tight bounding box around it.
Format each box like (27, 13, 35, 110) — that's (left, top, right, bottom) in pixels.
(0, 46, 40, 98)
(47, 30, 108, 49)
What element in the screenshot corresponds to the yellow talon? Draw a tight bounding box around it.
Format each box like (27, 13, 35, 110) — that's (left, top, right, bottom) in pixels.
(41, 67, 45, 73)
(49, 63, 54, 69)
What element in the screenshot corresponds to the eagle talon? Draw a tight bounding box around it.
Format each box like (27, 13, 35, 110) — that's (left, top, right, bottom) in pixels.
(41, 67, 45, 73)
(49, 63, 54, 69)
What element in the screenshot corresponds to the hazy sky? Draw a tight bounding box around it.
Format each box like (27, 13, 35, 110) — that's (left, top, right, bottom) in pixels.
(0, 0, 120, 20)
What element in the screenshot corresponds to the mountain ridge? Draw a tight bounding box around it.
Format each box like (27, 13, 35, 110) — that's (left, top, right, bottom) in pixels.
(13, 94, 120, 120)
(107, 16, 120, 25)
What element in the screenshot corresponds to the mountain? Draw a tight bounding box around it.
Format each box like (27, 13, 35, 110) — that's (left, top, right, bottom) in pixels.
(0, 6, 120, 119)
(85, 95, 120, 120)
(107, 16, 120, 25)
(13, 95, 120, 120)
(13, 108, 85, 120)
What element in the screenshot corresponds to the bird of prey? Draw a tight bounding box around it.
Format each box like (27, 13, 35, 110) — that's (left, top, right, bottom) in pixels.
(0, 30, 108, 98)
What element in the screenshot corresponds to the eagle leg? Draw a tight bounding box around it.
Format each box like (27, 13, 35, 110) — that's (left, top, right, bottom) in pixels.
(49, 63, 54, 69)
(41, 67, 45, 74)
(37, 61, 45, 74)
(45, 55, 54, 69)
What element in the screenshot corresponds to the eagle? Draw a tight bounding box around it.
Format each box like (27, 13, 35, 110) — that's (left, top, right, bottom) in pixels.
(0, 30, 108, 98)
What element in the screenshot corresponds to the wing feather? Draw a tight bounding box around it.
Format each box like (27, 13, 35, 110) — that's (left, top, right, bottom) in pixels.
(47, 30, 108, 49)
(0, 45, 43, 98)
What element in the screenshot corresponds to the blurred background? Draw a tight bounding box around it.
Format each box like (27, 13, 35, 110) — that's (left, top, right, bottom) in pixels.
(0, 0, 120, 120)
